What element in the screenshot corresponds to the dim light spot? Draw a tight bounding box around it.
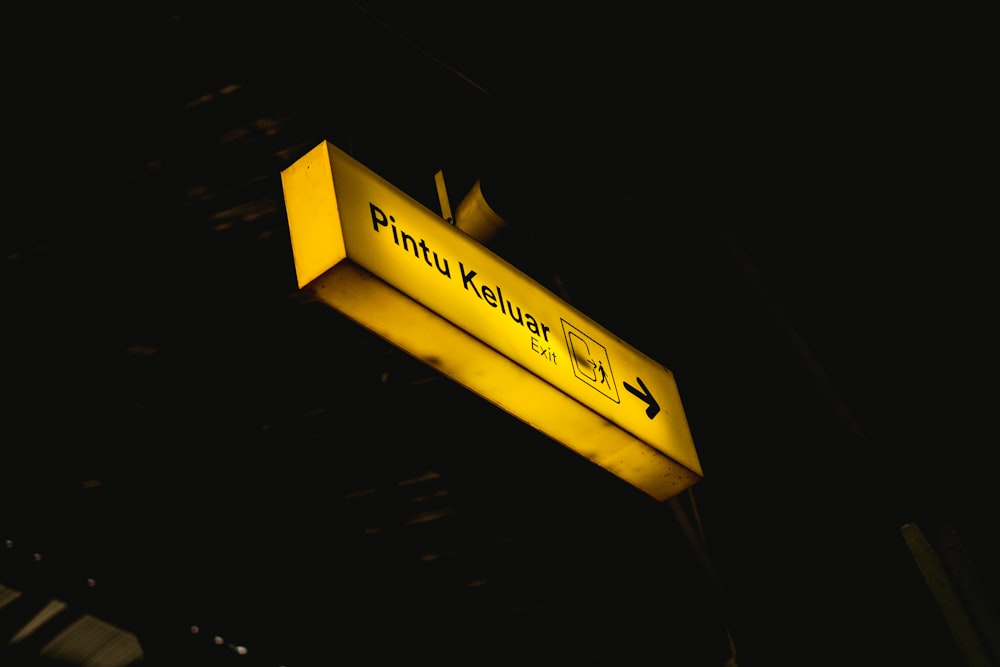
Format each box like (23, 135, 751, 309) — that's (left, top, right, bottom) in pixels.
(404, 508, 454, 526)
(399, 471, 441, 486)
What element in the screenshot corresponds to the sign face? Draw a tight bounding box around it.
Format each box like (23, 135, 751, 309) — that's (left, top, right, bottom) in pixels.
(281, 141, 702, 500)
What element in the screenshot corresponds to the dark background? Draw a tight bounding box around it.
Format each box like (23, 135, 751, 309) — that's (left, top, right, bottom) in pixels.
(2, 3, 996, 666)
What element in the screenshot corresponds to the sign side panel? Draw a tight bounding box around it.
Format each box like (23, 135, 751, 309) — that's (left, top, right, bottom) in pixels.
(280, 142, 348, 287)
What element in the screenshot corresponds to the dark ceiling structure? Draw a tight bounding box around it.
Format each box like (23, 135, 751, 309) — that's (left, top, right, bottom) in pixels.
(3, 3, 997, 666)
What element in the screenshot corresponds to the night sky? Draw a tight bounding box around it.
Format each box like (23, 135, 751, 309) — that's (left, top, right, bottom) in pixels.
(3, 4, 997, 666)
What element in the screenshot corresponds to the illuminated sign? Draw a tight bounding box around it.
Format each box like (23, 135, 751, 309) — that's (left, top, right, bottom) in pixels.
(280, 141, 702, 500)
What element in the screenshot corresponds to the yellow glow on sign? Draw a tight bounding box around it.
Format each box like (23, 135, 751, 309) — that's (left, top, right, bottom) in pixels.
(281, 142, 702, 501)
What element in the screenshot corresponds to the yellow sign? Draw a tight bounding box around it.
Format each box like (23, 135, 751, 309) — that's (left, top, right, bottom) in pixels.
(281, 141, 702, 500)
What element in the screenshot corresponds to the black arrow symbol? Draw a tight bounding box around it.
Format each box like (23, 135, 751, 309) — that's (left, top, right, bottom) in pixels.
(623, 376, 660, 419)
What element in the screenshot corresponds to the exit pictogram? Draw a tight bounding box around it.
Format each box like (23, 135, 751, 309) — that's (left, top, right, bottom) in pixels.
(562, 319, 619, 403)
